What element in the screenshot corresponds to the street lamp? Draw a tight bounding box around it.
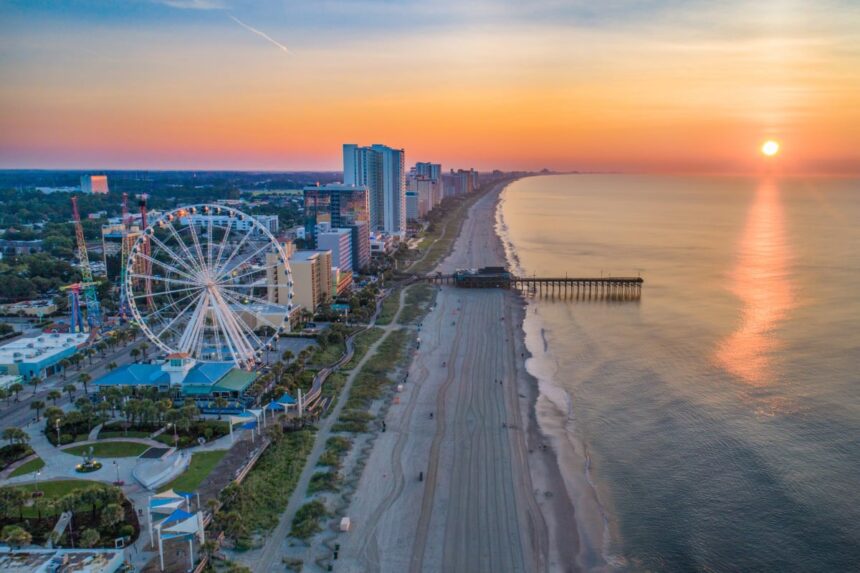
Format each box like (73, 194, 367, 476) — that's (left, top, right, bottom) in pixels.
(55, 419, 61, 445)
(113, 460, 120, 484)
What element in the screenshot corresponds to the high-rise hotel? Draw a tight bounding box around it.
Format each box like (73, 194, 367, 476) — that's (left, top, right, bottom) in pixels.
(343, 144, 406, 237)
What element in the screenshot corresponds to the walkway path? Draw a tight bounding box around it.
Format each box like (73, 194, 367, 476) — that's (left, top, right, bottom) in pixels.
(247, 289, 409, 572)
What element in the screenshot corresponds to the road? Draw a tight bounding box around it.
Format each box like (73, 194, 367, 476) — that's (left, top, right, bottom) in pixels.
(0, 337, 147, 430)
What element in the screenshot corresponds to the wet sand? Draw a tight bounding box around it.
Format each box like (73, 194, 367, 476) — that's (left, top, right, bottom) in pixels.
(338, 183, 584, 572)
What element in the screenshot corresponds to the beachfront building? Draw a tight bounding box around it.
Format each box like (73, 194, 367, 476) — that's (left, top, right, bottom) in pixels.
(443, 168, 480, 197)
(317, 226, 353, 273)
(0, 332, 88, 379)
(409, 162, 443, 214)
(343, 143, 406, 237)
(93, 353, 259, 409)
(331, 266, 354, 297)
(284, 250, 332, 313)
(303, 183, 370, 272)
(406, 191, 420, 222)
(80, 174, 109, 194)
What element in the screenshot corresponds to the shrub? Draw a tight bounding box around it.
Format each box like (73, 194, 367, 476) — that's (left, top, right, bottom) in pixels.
(290, 500, 328, 540)
(308, 471, 340, 494)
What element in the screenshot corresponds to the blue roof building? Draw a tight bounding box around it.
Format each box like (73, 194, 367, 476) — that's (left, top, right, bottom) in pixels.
(93, 354, 258, 404)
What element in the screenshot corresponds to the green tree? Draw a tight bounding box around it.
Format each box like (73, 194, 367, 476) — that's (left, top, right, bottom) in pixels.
(9, 383, 23, 401)
(140, 341, 150, 360)
(100, 502, 124, 529)
(107, 361, 117, 371)
(0, 388, 8, 405)
(28, 376, 42, 395)
(30, 400, 45, 421)
(47, 389, 62, 404)
(213, 397, 228, 419)
(1, 524, 32, 548)
(63, 382, 76, 401)
(130, 348, 141, 362)
(78, 372, 91, 395)
(2, 427, 28, 445)
(43, 406, 63, 425)
(58, 358, 71, 379)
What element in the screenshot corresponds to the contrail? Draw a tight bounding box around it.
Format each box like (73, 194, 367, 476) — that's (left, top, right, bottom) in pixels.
(228, 14, 291, 54)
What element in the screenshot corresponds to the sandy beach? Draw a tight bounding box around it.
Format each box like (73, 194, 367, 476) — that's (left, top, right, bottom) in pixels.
(337, 181, 590, 572)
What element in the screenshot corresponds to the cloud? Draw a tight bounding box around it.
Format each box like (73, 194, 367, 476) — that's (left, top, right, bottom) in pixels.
(154, 0, 226, 9)
(228, 15, 291, 54)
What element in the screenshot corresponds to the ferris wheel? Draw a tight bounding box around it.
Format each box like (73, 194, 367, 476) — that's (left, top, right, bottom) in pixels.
(126, 204, 294, 370)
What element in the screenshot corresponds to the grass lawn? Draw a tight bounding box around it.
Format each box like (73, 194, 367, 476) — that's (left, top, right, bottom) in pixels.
(310, 339, 347, 367)
(9, 456, 45, 478)
(2, 479, 108, 517)
(375, 292, 400, 325)
(63, 441, 150, 458)
(399, 283, 438, 325)
(8, 479, 99, 498)
(343, 328, 385, 370)
(98, 430, 151, 439)
(158, 450, 227, 493)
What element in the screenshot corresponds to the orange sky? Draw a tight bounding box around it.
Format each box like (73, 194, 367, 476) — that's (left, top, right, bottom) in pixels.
(1, 1, 858, 172)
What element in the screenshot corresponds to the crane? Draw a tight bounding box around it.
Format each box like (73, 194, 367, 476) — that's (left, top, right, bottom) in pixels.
(138, 193, 154, 308)
(70, 196, 101, 330)
(118, 192, 131, 321)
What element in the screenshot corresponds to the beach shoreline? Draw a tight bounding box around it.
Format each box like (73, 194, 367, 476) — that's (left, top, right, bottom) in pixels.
(335, 179, 599, 572)
(495, 181, 614, 571)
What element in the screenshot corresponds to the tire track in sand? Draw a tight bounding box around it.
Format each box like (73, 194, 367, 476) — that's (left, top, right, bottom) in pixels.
(408, 293, 466, 573)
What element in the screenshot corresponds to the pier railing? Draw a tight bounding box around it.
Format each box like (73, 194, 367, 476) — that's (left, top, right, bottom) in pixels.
(424, 274, 643, 300)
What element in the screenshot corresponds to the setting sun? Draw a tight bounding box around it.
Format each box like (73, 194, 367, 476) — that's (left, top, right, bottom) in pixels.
(762, 140, 780, 157)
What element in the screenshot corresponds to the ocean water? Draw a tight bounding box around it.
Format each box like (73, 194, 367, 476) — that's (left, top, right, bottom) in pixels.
(498, 175, 860, 572)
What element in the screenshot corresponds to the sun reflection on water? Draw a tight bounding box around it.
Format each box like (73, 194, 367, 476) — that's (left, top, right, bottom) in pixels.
(715, 180, 795, 386)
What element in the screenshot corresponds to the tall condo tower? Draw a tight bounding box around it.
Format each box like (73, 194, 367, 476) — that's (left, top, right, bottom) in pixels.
(343, 143, 406, 236)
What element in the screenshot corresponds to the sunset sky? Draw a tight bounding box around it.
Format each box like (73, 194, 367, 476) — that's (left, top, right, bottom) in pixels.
(1, 0, 858, 173)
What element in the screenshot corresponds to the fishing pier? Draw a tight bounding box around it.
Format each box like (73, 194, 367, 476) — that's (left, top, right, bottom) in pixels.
(425, 267, 643, 300)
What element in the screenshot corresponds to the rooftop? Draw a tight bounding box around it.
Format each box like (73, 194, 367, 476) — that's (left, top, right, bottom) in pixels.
(0, 332, 88, 364)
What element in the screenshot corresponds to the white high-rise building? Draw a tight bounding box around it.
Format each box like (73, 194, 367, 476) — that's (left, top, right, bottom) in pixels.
(343, 143, 406, 236)
(317, 227, 353, 273)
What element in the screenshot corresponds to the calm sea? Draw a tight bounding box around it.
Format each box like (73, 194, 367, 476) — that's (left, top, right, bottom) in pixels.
(499, 174, 860, 572)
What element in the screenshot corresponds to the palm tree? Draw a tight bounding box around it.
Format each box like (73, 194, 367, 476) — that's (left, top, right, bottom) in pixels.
(107, 361, 117, 371)
(58, 358, 71, 379)
(97, 401, 111, 420)
(140, 341, 150, 360)
(30, 400, 45, 421)
(130, 348, 141, 363)
(2, 427, 28, 445)
(282, 350, 294, 363)
(78, 373, 91, 396)
(0, 388, 8, 405)
(9, 383, 23, 402)
(43, 406, 63, 425)
(28, 376, 41, 395)
(85, 347, 95, 365)
(213, 397, 228, 419)
(47, 390, 62, 405)
(63, 383, 77, 402)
